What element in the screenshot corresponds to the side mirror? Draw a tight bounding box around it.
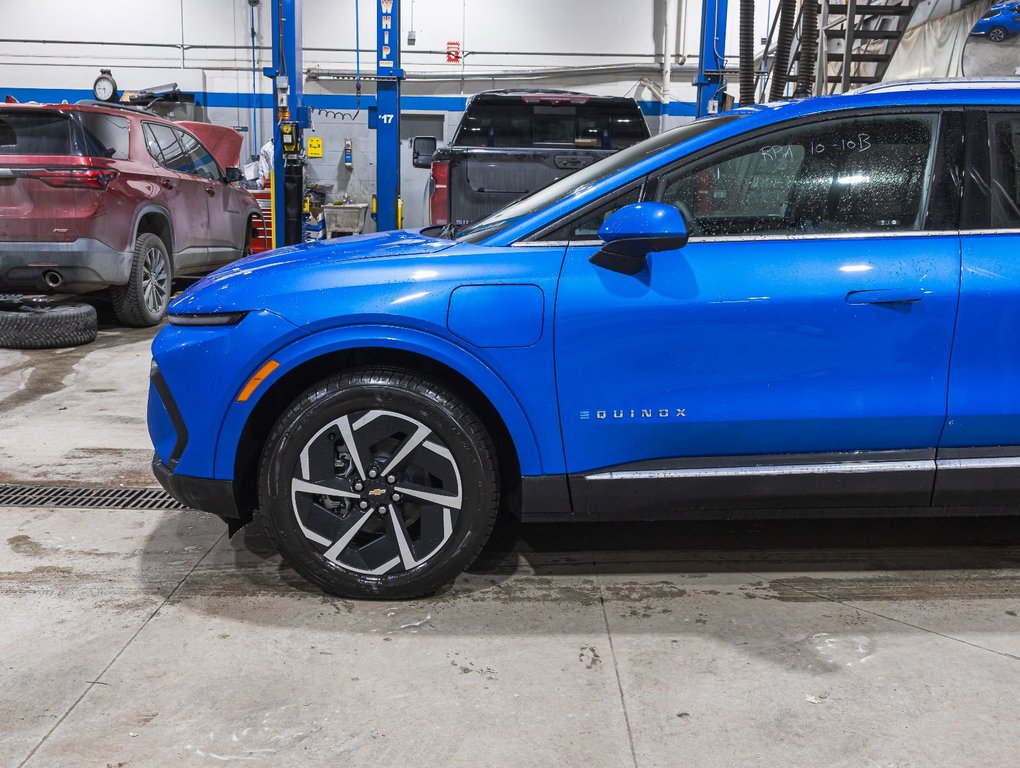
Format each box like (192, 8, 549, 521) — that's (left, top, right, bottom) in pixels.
(224, 166, 244, 184)
(411, 136, 438, 169)
(591, 202, 689, 275)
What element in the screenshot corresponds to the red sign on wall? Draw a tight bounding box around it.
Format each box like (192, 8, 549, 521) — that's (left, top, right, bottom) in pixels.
(446, 41, 461, 63)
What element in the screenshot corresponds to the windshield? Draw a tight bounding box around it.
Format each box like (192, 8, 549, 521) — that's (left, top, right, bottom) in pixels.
(454, 113, 743, 243)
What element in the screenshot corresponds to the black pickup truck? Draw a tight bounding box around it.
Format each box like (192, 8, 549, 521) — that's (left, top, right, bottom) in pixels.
(412, 89, 650, 228)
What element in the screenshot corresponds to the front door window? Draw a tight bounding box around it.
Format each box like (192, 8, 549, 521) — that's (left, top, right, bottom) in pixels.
(653, 114, 939, 237)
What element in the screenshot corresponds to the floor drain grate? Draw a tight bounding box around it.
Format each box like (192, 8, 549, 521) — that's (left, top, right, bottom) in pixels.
(0, 484, 186, 510)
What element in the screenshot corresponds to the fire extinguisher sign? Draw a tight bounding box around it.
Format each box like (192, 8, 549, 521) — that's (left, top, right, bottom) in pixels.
(446, 41, 461, 63)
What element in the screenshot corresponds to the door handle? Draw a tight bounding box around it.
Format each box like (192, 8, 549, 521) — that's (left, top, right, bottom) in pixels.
(160, 178, 174, 189)
(205, 187, 215, 196)
(845, 288, 924, 305)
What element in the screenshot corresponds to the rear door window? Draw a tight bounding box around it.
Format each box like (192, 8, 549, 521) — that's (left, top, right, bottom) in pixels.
(0, 111, 74, 155)
(988, 113, 1020, 229)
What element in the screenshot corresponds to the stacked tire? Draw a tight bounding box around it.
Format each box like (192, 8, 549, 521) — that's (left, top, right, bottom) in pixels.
(0, 294, 98, 350)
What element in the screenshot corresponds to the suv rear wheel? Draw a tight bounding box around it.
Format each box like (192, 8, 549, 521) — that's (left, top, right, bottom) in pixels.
(256, 368, 500, 599)
(112, 232, 172, 327)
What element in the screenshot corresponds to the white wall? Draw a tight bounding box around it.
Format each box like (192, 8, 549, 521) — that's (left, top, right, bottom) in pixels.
(0, 1, 773, 87)
(0, 0, 775, 223)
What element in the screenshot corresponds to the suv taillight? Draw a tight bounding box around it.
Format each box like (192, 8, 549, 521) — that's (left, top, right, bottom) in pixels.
(22, 167, 118, 190)
(429, 161, 449, 226)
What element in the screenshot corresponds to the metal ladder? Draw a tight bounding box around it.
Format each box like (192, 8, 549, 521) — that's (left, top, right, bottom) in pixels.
(757, 0, 918, 100)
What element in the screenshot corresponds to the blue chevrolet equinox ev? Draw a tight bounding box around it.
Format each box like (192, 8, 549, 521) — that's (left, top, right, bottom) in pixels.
(150, 79, 1020, 598)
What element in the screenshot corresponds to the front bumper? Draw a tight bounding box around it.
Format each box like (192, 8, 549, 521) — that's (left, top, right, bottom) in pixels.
(148, 310, 303, 479)
(147, 311, 305, 531)
(150, 358, 241, 524)
(152, 454, 240, 521)
(0, 239, 132, 293)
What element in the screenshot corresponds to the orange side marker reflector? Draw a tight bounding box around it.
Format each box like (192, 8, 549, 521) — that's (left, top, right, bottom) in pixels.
(237, 360, 280, 402)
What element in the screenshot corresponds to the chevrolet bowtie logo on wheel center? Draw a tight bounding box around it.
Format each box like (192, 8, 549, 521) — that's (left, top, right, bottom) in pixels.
(368, 488, 387, 497)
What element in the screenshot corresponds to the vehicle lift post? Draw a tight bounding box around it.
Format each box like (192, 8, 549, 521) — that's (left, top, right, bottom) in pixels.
(693, 0, 729, 118)
(265, 0, 306, 246)
(375, 0, 402, 231)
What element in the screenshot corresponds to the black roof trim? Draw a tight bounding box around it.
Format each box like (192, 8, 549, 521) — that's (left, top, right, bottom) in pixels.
(74, 100, 159, 116)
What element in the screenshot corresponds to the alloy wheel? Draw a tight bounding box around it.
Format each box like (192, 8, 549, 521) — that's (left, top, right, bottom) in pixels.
(142, 246, 169, 316)
(289, 409, 462, 575)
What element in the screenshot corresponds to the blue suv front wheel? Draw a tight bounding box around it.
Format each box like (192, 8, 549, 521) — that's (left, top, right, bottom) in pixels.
(256, 368, 500, 599)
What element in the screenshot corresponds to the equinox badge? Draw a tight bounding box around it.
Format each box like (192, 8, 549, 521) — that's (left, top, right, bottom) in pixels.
(580, 408, 687, 421)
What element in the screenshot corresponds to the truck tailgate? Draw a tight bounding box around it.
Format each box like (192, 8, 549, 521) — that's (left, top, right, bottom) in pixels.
(451, 147, 614, 226)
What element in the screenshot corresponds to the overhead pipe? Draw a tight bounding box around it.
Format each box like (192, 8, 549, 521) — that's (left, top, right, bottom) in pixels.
(767, 0, 797, 101)
(248, 0, 259, 159)
(662, 0, 678, 123)
(795, 0, 819, 97)
(816, 0, 830, 95)
(307, 62, 707, 82)
(739, 0, 755, 105)
(755, 5, 783, 101)
(0, 38, 678, 60)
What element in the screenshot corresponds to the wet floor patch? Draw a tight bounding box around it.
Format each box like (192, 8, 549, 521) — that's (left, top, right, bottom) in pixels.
(0, 326, 153, 411)
(767, 573, 1020, 602)
(6, 534, 44, 556)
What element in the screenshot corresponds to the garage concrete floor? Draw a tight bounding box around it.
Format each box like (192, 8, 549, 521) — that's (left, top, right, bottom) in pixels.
(962, 35, 1020, 77)
(3, 310, 1020, 767)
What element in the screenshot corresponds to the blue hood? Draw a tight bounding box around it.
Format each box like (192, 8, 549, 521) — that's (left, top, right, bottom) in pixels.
(169, 229, 456, 317)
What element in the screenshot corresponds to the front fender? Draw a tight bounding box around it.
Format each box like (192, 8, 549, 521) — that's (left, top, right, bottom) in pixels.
(212, 324, 550, 480)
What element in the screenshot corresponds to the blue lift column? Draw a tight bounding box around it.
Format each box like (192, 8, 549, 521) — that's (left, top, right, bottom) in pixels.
(265, 0, 304, 245)
(693, 0, 728, 118)
(375, 0, 401, 231)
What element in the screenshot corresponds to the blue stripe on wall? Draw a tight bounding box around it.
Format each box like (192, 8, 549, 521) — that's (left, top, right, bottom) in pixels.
(2, 86, 696, 117)
(3, 87, 95, 103)
(400, 95, 469, 111)
(203, 91, 275, 109)
(635, 100, 699, 116)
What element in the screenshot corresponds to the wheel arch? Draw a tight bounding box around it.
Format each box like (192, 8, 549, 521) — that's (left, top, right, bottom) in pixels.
(242, 206, 262, 252)
(245, 204, 263, 224)
(227, 337, 540, 525)
(133, 205, 175, 261)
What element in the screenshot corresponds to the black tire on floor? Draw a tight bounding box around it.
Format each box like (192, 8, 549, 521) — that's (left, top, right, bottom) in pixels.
(257, 368, 500, 599)
(0, 301, 98, 349)
(111, 232, 173, 327)
(990, 26, 1008, 43)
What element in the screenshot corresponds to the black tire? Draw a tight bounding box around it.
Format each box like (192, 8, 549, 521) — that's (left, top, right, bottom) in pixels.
(989, 26, 1008, 43)
(111, 232, 172, 327)
(257, 368, 500, 599)
(243, 216, 255, 257)
(0, 300, 97, 349)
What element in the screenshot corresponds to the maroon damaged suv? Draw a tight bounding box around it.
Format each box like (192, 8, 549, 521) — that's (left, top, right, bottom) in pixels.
(0, 102, 260, 326)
